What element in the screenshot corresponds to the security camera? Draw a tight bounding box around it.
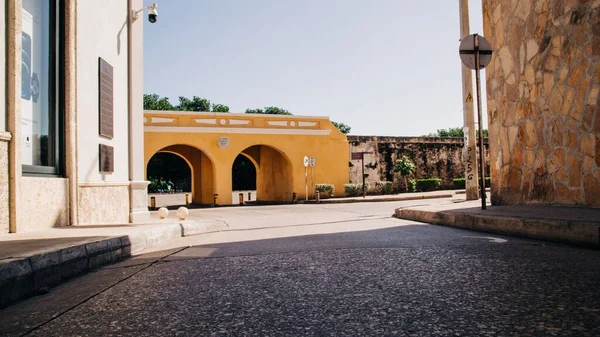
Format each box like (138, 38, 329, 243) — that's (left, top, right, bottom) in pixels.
(148, 4, 158, 23)
(132, 3, 158, 23)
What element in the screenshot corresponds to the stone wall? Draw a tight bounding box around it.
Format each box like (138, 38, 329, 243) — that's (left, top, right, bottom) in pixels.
(347, 136, 489, 192)
(483, 0, 600, 206)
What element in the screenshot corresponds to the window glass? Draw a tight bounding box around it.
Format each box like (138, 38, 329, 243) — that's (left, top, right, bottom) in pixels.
(21, 0, 55, 168)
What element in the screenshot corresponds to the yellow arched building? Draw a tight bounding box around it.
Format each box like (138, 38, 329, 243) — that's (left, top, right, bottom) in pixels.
(144, 111, 350, 205)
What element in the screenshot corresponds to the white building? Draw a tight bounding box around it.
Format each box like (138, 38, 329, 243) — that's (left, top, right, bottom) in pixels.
(0, 0, 150, 233)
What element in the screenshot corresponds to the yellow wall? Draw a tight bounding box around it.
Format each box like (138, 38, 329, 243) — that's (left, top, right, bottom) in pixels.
(144, 112, 349, 205)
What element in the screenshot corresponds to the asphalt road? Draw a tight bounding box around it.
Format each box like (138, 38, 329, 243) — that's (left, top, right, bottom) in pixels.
(1, 202, 599, 337)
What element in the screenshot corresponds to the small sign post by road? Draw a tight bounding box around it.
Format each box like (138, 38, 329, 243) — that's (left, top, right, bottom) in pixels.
(303, 156, 309, 201)
(309, 157, 315, 199)
(351, 151, 373, 198)
(459, 33, 493, 210)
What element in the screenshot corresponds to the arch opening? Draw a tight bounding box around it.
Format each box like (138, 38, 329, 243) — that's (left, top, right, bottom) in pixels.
(147, 152, 191, 193)
(146, 144, 215, 207)
(232, 145, 293, 204)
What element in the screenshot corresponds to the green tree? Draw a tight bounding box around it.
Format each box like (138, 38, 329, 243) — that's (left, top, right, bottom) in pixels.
(212, 104, 230, 112)
(424, 127, 488, 138)
(331, 121, 351, 134)
(394, 155, 416, 192)
(144, 94, 175, 110)
(245, 106, 293, 115)
(177, 96, 211, 112)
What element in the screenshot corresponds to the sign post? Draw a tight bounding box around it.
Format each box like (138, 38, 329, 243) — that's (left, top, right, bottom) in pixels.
(458, 0, 478, 201)
(351, 151, 372, 198)
(303, 156, 309, 201)
(309, 157, 315, 199)
(459, 33, 493, 210)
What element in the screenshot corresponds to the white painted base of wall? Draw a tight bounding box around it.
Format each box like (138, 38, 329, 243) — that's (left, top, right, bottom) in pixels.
(232, 190, 257, 205)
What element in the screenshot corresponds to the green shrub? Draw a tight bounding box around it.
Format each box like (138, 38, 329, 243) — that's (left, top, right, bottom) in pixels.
(453, 177, 491, 190)
(415, 178, 441, 192)
(344, 183, 368, 197)
(453, 178, 466, 189)
(375, 181, 393, 195)
(315, 184, 335, 196)
(408, 179, 417, 193)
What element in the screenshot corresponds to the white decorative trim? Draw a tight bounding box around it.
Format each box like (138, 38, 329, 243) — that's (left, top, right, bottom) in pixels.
(220, 119, 227, 125)
(267, 121, 288, 127)
(229, 119, 251, 125)
(299, 121, 317, 127)
(150, 117, 175, 123)
(145, 110, 329, 120)
(290, 121, 296, 127)
(145, 126, 331, 136)
(0, 131, 12, 142)
(78, 181, 131, 187)
(194, 118, 217, 125)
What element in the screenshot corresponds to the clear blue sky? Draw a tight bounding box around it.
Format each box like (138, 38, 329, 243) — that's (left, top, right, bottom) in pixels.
(143, 0, 488, 136)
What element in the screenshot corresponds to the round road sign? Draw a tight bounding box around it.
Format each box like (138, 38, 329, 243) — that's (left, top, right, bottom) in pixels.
(303, 156, 309, 167)
(459, 34, 493, 70)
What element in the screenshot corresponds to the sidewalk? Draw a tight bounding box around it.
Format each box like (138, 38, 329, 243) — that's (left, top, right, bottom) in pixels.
(395, 197, 600, 249)
(0, 216, 227, 308)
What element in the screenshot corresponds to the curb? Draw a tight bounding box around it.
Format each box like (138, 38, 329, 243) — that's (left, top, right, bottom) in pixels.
(301, 193, 454, 204)
(395, 208, 600, 249)
(0, 220, 222, 309)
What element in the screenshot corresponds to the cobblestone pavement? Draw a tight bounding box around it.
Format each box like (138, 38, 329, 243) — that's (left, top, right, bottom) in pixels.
(2, 202, 599, 337)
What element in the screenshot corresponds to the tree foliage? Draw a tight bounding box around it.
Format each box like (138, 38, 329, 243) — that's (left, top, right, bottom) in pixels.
(143, 94, 229, 113)
(177, 96, 211, 112)
(144, 94, 175, 110)
(212, 104, 230, 112)
(394, 155, 416, 177)
(331, 121, 351, 134)
(394, 155, 416, 193)
(424, 127, 488, 138)
(245, 106, 293, 115)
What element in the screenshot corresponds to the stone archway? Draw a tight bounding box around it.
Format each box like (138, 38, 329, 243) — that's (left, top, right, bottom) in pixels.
(146, 144, 215, 205)
(236, 145, 294, 202)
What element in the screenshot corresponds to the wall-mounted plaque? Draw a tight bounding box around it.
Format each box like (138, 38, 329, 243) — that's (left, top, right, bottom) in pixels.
(99, 144, 114, 173)
(98, 57, 114, 139)
(218, 136, 229, 148)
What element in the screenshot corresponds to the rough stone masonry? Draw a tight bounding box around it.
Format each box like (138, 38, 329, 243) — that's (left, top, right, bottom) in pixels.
(483, 0, 600, 206)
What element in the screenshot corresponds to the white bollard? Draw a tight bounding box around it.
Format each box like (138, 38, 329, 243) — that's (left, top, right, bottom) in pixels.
(177, 207, 190, 220)
(157, 207, 169, 219)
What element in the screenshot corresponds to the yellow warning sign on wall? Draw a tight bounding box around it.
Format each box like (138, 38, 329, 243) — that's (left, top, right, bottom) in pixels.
(465, 93, 473, 102)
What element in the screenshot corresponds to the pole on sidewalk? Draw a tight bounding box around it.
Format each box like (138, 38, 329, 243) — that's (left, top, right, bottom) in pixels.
(474, 34, 487, 210)
(361, 155, 366, 198)
(459, 0, 479, 201)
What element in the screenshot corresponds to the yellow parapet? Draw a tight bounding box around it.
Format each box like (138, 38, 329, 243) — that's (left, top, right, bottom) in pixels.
(144, 111, 350, 205)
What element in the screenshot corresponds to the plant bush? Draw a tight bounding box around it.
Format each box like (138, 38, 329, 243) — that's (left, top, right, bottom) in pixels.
(315, 184, 335, 196)
(408, 179, 417, 193)
(394, 155, 416, 192)
(344, 183, 368, 197)
(375, 181, 393, 195)
(452, 177, 491, 190)
(415, 178, 441, 192)
(453, 178, 466, 189)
